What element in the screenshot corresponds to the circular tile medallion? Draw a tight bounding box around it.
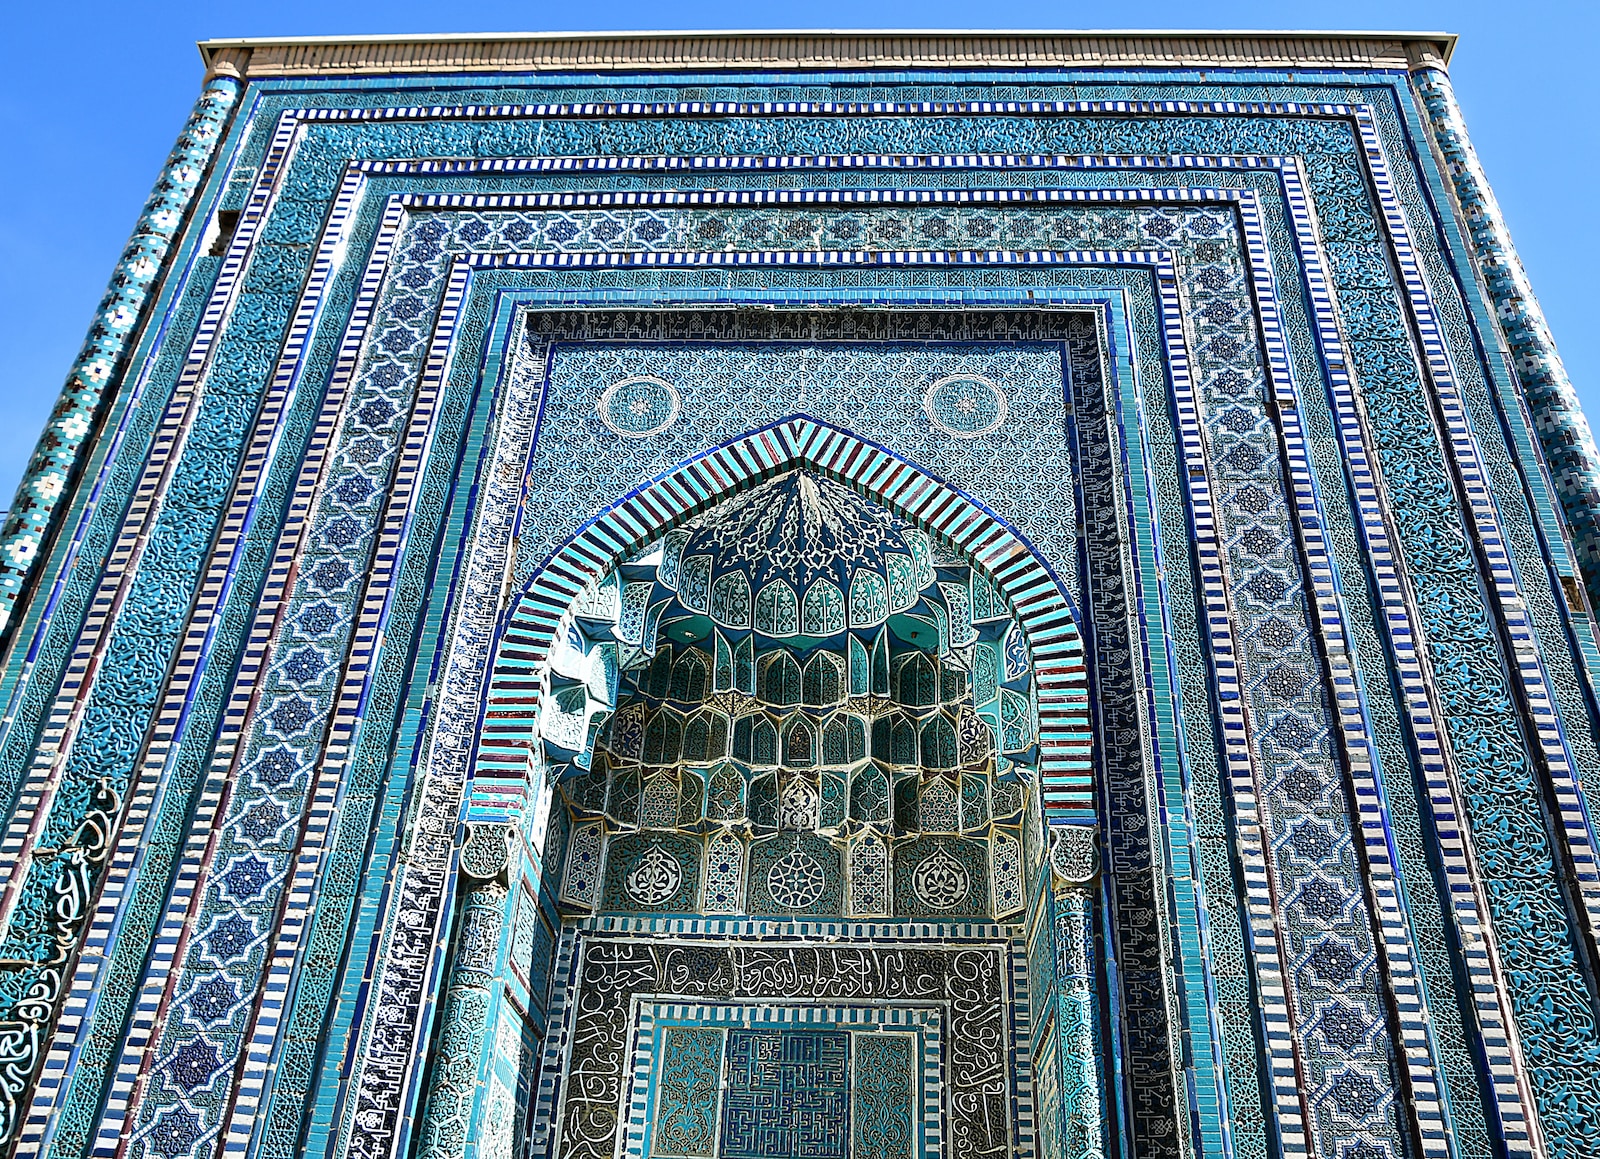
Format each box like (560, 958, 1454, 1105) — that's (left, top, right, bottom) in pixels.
(924, 374, 1008, 438)
(598, 375, 681, 438)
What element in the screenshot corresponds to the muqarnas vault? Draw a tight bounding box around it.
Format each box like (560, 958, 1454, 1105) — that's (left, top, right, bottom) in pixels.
(1, 25, 1599, 1159)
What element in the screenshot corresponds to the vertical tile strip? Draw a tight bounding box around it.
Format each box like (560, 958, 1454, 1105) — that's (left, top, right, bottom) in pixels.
(1069, 307, 1187, 1157)
(1237, 188, 1453, 1159)
(1151, 253, 1315, 1159)
(1274, 158, 1543, 1159)
(214, 258, 472, 1159)
(1354, 107, 1600, 991)
(0, 113, 305, 1150)
(0, 108, 303, 929)
(22, 165, 375, 1159)
(78, 188, 402, 1159)
(0, 77, 239, 639)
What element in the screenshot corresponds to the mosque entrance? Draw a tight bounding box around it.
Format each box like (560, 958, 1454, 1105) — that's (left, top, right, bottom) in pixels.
(541, 470, 1044, 1158)
(422, 459, 1103, 1159)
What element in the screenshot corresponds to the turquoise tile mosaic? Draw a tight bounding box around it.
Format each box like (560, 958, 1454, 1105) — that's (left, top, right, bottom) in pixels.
(0, 29, 1594, 1159)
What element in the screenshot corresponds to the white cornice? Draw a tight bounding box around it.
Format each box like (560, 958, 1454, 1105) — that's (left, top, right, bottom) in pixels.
(196, 28, 1456, 80)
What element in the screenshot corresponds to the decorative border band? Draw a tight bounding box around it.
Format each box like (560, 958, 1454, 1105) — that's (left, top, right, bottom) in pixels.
(3, 86, 1587, 1159)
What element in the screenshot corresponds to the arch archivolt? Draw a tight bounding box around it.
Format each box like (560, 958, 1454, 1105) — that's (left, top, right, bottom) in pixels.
(475, 416, 1091, 838)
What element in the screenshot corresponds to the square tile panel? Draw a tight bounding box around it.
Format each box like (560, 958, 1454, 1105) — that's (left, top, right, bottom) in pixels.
(719, 1030, 850, 1158)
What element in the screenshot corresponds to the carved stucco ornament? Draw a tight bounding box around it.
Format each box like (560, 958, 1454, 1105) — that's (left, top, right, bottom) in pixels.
(458, 822, 514, 883)
(1050, 824, 1099, 886)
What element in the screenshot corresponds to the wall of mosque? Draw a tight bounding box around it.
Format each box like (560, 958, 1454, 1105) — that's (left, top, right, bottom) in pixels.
(0, 30, 1595, 1159)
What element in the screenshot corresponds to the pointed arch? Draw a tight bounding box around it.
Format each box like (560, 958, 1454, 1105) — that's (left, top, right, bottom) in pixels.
(473, 417, 1091, 824)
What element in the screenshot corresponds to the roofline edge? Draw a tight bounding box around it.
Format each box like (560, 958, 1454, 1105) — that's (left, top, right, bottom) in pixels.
(195, 28, 1458, 80)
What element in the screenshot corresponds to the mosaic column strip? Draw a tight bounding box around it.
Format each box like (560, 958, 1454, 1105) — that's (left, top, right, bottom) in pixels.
(1150, 252, 1316, 1159)
(1273, 158, 1544, 1158)
(110, 231, 472, 1159)
(1235, 188, 1452, 1159)
(0, 108, 313, 1151)
(0, 77, 238, 638)
(334, 296, 561, 1159)
(1410, 67, 1600, 607)
(1067, 308, 1185, 1155)
(414, 880, 511, 1159)
(1086, 295, 1239, 1159)
(1354, 106, 1600, 1001)
(21, 170, 386, 1159)
(1050, 851, 1103, 1159)
(215, 255, 472, 1159)
(156, 211, 544, 1159)
(434, 317, 555, 830)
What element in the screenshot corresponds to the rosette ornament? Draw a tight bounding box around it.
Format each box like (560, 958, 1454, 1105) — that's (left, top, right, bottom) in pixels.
(647, 470, 936, 643)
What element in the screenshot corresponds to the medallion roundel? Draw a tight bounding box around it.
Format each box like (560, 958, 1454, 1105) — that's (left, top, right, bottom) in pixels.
(624, 843, 683, 905)
(598, 375, 681, 438)
(766, 846, 827, 910)
(911, 845, 972, 910)
(924, 374, 1009, 439)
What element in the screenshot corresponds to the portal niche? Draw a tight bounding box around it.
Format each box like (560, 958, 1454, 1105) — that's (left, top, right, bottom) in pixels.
(532, 467, 1092, 1159)
(436, 456, 1102, 1159)
(546, 470, 1038, 926)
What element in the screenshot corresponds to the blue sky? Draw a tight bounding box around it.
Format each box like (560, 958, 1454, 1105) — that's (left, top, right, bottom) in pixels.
(1, 0, 1594, 509)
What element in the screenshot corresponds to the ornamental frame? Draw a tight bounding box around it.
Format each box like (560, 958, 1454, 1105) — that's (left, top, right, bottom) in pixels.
(0, 210, 1442, 1159)
(0, 79, 1593, 1159)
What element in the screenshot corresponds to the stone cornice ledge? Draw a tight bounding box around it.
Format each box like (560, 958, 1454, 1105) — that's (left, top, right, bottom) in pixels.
(197, 29, 1456, 80)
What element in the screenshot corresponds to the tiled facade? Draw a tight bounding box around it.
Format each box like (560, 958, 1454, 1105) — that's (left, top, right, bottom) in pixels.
(0, 28, 1595, 1159)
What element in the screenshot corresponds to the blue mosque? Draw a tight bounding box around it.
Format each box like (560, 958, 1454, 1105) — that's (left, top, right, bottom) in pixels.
(0, 28, 1593, 1159)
